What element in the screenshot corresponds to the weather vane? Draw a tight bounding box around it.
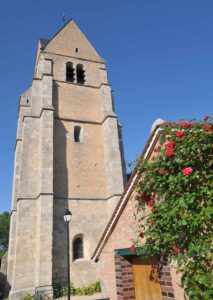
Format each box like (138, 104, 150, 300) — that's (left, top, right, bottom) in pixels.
(62, 12, 66, 23)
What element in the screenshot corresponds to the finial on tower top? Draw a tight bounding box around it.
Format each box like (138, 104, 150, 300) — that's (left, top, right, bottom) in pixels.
(62, 12, 66, 23)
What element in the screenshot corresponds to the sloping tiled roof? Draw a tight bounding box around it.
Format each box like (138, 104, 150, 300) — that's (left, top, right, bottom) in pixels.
(91, 122, 172, 261)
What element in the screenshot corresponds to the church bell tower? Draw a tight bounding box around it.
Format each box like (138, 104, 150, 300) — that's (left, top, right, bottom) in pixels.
(7, 20, 126, 299)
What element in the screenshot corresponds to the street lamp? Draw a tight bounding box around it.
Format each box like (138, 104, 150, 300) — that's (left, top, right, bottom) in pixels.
(64, 209, 72, 300)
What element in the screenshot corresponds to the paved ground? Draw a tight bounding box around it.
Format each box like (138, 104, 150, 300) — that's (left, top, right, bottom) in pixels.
(59, 293, 107, 300)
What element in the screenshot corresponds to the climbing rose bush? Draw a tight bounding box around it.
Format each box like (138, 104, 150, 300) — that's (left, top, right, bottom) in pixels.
(133, 117, 213, 300)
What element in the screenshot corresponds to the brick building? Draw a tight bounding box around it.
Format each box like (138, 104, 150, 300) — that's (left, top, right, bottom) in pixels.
(92, 122, 185, 300)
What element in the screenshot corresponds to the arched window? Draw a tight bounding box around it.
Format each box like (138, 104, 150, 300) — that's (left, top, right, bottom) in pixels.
(66, 62, 75, 82)
(74, 126, 81, 142)
(76, 64, 85, 84)
(73, 236, 83, 260)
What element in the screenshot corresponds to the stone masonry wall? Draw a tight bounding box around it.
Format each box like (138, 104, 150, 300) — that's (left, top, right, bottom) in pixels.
(8, 20, 126, 298)
(52, 199, 108, 287)
(7, 58, 54, 299)
(49, 20, 125, 287)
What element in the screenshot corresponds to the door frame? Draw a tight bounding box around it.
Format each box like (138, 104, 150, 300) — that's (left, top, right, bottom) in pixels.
(114, 248, 176, 300)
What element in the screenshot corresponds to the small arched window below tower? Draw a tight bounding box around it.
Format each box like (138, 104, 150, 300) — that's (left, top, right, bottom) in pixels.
(66, 62, 75, 82)
(74, 126, 81, 142)
(76, 64, 85, 84)
(73, 236, 84, 260)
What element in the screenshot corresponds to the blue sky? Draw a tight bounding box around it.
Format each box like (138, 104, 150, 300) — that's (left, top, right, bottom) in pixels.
(0, 0, 213, 212)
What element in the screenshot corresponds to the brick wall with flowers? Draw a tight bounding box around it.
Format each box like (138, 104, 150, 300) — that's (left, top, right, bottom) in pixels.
(99, 191, 136, 299)
(98, 125, 189, 300)
(99, 180, 185, 299)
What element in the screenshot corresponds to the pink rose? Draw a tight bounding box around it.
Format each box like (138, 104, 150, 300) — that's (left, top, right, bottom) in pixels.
(165, 141, 176, 157)
(182, 167, 193, 176)
(166, 150, 174, 157)
(140, 232, 144, 238)
(130, 246, 136, 252)
(182, 122, 191, 129)
(147, 198, 155, 207)
(176, 131, 185, 138)
(172, 246, 179, 254)
(165, 141, 176, 149)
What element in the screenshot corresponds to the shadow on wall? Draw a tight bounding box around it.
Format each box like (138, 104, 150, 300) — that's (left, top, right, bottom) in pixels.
(0, 273, 10, 299)
(0, 253, 10, 299)
(52, 82, 69, 286)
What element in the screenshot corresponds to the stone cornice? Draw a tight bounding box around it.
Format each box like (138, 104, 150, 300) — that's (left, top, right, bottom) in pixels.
(54, 194, 122, 201)
(10, 209, 17, 216)
(32, 77, 111, 89)
(22, 107, 54, 122)
(53, 80, 111, 90)
(16, 193, 122, 202)
(17, 193, 54, 202)
(54, 114, 117, 125)
(14, 138, 22, 152)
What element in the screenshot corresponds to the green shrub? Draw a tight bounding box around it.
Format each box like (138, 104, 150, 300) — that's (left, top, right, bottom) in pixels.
(22, 294, 34, 300)
(53, 281, 101, 298)
(75, 281, 101, 296)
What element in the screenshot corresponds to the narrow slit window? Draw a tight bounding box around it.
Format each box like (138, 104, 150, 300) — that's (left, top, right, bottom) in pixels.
(66, 62, 75, 82)
(76, 64, 85, 84)
(74, 126, 81, 142)
(73, 236, 83, 260)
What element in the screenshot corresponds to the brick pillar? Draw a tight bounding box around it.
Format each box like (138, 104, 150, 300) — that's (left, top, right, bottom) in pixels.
(115, 256, 135, 300)
(159, 264, 175, 300)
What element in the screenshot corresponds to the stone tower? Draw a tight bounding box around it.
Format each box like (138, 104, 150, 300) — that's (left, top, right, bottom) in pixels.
(7, 20, 126, 299)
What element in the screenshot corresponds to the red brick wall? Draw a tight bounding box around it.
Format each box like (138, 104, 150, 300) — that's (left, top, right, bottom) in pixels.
(115, 255, 176, 300)
(159, 264, 175, 300)
(115, 256, 135, 300)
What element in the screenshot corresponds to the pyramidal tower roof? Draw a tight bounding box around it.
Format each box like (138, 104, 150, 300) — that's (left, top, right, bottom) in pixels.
(39, 19, 104, 62)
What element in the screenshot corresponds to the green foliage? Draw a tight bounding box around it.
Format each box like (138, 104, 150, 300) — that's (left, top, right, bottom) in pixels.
(134, 117, 213, 300)
(22, 294, 34, 300)
(74, 281, 101, 296)
(53, 281, 101, 298)
(0, 249, 6, 259)
(0, 211, 10, 258)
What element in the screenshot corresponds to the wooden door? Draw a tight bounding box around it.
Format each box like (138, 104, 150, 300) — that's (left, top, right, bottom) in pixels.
(132, 257, 162, 300)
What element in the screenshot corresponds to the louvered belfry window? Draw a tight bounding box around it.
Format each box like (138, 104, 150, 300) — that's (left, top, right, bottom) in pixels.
(76, 64, 85, 84)
(66, 62, 75, 82)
